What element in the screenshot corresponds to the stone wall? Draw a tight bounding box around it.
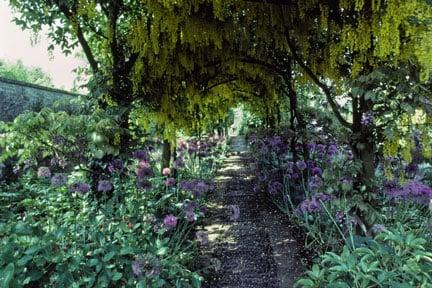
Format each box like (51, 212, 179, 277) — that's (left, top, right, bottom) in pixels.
(0, 76, 80, 122)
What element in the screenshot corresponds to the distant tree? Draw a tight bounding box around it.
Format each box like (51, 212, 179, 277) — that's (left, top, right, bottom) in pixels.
(0, 59, 53, 87)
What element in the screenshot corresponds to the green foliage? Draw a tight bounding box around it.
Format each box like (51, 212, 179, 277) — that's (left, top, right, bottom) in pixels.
(295, 226, 432, 288)
(0, 136, 226, 287)
(0, 106, 122, 165)
(0, 59, 53, 87)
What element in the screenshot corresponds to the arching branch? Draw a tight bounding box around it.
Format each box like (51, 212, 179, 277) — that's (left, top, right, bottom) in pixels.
(285, 34, 352, 129)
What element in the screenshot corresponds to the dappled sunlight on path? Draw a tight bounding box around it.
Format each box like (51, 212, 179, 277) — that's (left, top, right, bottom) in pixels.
(201, 136, 306, 288)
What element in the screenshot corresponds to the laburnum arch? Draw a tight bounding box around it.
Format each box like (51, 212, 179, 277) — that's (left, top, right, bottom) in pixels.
(8, 0, 432, 173)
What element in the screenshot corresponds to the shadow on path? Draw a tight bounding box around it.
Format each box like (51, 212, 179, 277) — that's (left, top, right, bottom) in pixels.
(201, 136, 307, 288)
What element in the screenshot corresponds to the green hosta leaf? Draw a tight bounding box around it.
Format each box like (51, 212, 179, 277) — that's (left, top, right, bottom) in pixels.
(102, 251, 116, 262)
(294, 278, 315, 287)
(111, 272, 123, 281)
(2, 263, 15, 287)
(119, 247, 134, 255)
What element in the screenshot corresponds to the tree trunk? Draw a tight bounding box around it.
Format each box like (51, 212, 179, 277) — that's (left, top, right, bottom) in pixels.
(161, 139, 171, 171)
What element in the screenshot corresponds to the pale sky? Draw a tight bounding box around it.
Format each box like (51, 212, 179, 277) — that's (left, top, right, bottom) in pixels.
(0, 1, 88, 91)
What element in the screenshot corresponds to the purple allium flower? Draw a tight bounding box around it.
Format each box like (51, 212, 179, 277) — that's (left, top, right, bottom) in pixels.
(371, 224, 386, 234)
(327, 144, 338, 156)
(196, 230, 209, 245)
(182, 201, 196, 213)
(296, 193, 335, 214)
(162, 167, 171, 176)
(311, 166, 323, 176)
(290, 172, 300, 180)
(133, 149, 150, 161)
(132, 254, 161, 278)
(51, 173, 67, 187)
(268, 181, 283, 195)
(37, 166, 51, 178)
(69, 182, 91, 194)
(108, 159, 123, 173)
(405, 163, 419, 174)
(387, 180, 432, 205)
(132, 259, 143, 277)
(179, 179, 210, 197)
(307, 160, 316, 169)
(97, 180, 113, 193)
(136, 161, 153, 179)
(307, 142, 316, 152)
(137, 179, 152, 190)
(296, 160, 307, 171)
(173, 158, 185, 169)
(185, 210, 195, 222)
(163, 214, 178, 229)
(228, 205, 240, 221)
(316, 144, 326, 153)
(361, 111, 374, 127)
(164, 177, 176, 187)
(308, 175, 323, 190)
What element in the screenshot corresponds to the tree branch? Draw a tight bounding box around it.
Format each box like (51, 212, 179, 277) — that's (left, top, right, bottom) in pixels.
(54, 1, 99, 73)
(285, 34, 352, 129)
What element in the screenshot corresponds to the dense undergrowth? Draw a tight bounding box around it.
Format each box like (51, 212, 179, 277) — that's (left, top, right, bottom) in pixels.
(248, 127, 432, 287)
(0, 131, 227, 287)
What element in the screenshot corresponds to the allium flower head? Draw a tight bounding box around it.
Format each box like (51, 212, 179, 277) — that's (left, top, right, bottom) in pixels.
(308, 175, 323, 190)
(296, 193, 335, 214)
(162, 167, 171, 176)
(307, 142, 316, 152)
(311, 166, 323, 176)
(163, 214, 178, 229)
(185, 210, 195, 222)
(173, 158, 185, 169)
(133, 149, 150, 161)
(327, 144, 338, 156)
(196, 230, 209, 245)
(69, 182, 91, 194)
(316, 144, 326, 153)
(268, 181, 283, 195)
(37, 166, 51, 178)
(108, 159, 123, 173)
(371, 224, 386, 234)
(132, 254, 161, 278)
(97, 180, 113, 193)
(51, 173, 67, 187)
(296, 160, 307, 171)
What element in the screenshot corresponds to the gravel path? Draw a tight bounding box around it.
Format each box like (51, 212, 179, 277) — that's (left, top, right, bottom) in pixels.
(201, 136, 306, 288)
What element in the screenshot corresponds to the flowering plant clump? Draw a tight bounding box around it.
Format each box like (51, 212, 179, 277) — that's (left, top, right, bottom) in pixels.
(0, 133, 226, 287)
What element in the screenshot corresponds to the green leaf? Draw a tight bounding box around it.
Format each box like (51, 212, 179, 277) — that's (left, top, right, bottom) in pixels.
(2, 263, 15, 288)
(111, 272, 123, 281)
(119, 247, 134, 255)
(294, 278, 315, 287)
(102, 251, 116, 262)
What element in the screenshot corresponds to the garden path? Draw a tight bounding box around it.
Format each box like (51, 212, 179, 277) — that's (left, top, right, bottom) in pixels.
(201, 136, 306, 288)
